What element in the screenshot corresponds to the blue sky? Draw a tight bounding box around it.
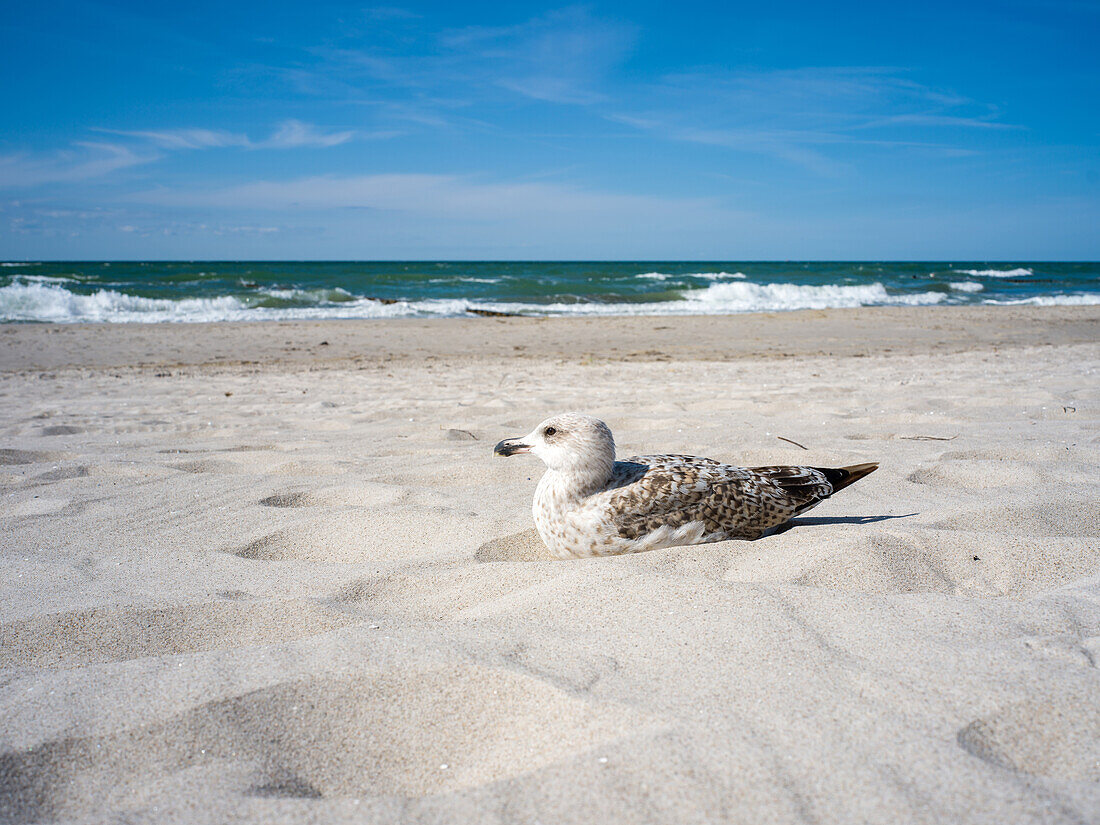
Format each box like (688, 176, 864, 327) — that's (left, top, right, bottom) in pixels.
(1, 1, 1097, 259)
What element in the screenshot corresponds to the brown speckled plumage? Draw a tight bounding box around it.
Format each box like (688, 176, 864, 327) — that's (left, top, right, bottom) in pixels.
(495, 413, 878, 559)
(608, 456, 839, 541)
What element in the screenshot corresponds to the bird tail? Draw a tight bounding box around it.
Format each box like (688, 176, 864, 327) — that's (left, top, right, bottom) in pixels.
(818, 462, 878, 494)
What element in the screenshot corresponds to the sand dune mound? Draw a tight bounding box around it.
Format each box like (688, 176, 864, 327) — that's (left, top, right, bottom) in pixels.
(0, 599, 356, 669)
(475, 529, 557, 562)
(258, 483, 405, 509)
(933, 502, 1098, 537)
(0, 666, 644, 820)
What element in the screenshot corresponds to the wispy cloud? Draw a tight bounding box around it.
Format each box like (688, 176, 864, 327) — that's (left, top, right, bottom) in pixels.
(852, 113, 1019, 130)
(607, 67, 1018, 174)
(0, 142, 156, 187)
(131, 172, 738, 227)
(118, 222, 281, 237)
(0, 120, 369, 190)
(98, 128, 250, 150)
(246, 12, 1014, 176)
(5, 199, 287, 238)
(99, 120, 359, 151)
(440, 7, 636, 105)
(254, 7, 635, 117)
(264, 120, 356, 148)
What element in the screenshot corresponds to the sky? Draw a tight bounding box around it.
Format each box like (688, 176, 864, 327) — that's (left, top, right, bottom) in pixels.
(1, 1, 1097, 260)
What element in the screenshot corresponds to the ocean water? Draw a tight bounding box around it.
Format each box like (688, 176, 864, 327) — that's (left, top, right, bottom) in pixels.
(0, 261, 1096, 323)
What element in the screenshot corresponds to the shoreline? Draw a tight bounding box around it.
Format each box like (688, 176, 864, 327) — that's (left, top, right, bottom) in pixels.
(2, 304, 1097, 373)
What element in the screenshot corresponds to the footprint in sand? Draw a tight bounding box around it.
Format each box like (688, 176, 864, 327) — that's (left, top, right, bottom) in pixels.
(38, 426, 83, 437)
(908, 460, 1042, 488)
(0, 599, 356, 670)
(170, 458, 245, 475)
(957, 698, 1100, 781)
(331, 562, 562, 621)
(4, 497, 72, 518)
(0, 449, 68, 466)
(32, 466, 89, 483)
(933, 503, 1098, 537)
(793, 534, 957, 595)
(258, 484, 403, 509)
(258, 491, 314, 508)
(0, 664, 646, 817)
(475, 529, 557, 563)
(232, 508, 482, 563)
(229, 526, 373, 563)
(172, 456, 346, 477)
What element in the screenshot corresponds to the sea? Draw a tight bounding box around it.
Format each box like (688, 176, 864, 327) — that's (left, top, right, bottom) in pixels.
(0, 261, 1097, 323)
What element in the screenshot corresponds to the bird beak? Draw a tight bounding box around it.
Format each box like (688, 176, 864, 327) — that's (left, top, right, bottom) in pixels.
(494, 437, 531, 457)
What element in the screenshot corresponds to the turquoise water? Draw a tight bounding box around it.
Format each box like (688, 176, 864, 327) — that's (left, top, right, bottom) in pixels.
(0, 261, 1096, 322)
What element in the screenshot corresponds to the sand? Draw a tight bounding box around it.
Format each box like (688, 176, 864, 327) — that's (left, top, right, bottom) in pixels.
(1, 305, 1098, 823)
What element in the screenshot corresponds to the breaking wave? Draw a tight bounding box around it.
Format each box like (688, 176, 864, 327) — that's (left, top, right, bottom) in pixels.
(682, 281, 944, 312)
(983, 294, 1100, 307)
(949, 281, 984, 292)
(955, 267, 1033, 278)
(636, 271, 746, 281)
(0, 278, 958, 323)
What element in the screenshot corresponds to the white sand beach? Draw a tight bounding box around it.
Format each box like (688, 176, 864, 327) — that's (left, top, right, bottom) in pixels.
(1, 305, 1099, 823)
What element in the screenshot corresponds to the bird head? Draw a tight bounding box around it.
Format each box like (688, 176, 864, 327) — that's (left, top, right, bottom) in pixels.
(494, 413, 616, 478)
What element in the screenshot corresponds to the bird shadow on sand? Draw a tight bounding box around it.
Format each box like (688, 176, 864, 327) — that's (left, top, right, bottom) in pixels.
(768, 513, 917, 536)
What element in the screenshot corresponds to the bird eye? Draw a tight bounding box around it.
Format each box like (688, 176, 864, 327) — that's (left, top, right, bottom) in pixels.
(544, 427, 557, 437)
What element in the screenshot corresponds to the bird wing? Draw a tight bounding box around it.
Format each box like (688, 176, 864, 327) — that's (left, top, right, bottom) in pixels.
(746, 465, 836, 514)
(604, 455, 835, 540)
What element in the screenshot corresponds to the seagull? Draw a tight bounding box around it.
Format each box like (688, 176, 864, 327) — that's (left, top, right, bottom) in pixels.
(494, 412, 878, 559)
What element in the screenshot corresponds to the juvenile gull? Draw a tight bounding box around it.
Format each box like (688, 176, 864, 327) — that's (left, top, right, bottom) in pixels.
(494, 413, 878, 559)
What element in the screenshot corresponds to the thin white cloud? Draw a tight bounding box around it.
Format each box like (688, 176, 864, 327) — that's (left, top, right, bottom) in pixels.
(607, 67, 1018, 174)
(100, 121, 359, 151)
(264, 120, 355, 148)
(0, 114, 384, 193)
(283, 7, 635, 110)
(441, 7, 636, 105)
(131, 172, 740, 228)
(101, 128, 251, 150)
(259, 13, 1014, 177)
(0, 142, 157, 187)
(0, 119, 364, 189)
(853, 113, 1020, 130)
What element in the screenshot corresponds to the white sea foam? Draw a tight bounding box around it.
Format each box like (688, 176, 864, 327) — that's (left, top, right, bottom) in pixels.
(955, 268, 1033, 278)
(0, 281, 437, 323)
(255, 286, 355, 303)
(983, 294, 1100, 307)
(0, 262, 40, 267)
(0, 278, 985, 323)
(1, 274, 71, 287)
(682, 281, 945, 312)
(693, 271, 747, 280)
(949, 281, 984, 293)
(446, 282, 944, 316)
(636, 271, 747, 281)
(0, 282, 254, 323)
(427, 276, 502, 284)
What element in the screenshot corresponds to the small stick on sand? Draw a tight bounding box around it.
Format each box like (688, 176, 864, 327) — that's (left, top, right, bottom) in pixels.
(777, 436, 809, 450)
(900, 434, 959, 441)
